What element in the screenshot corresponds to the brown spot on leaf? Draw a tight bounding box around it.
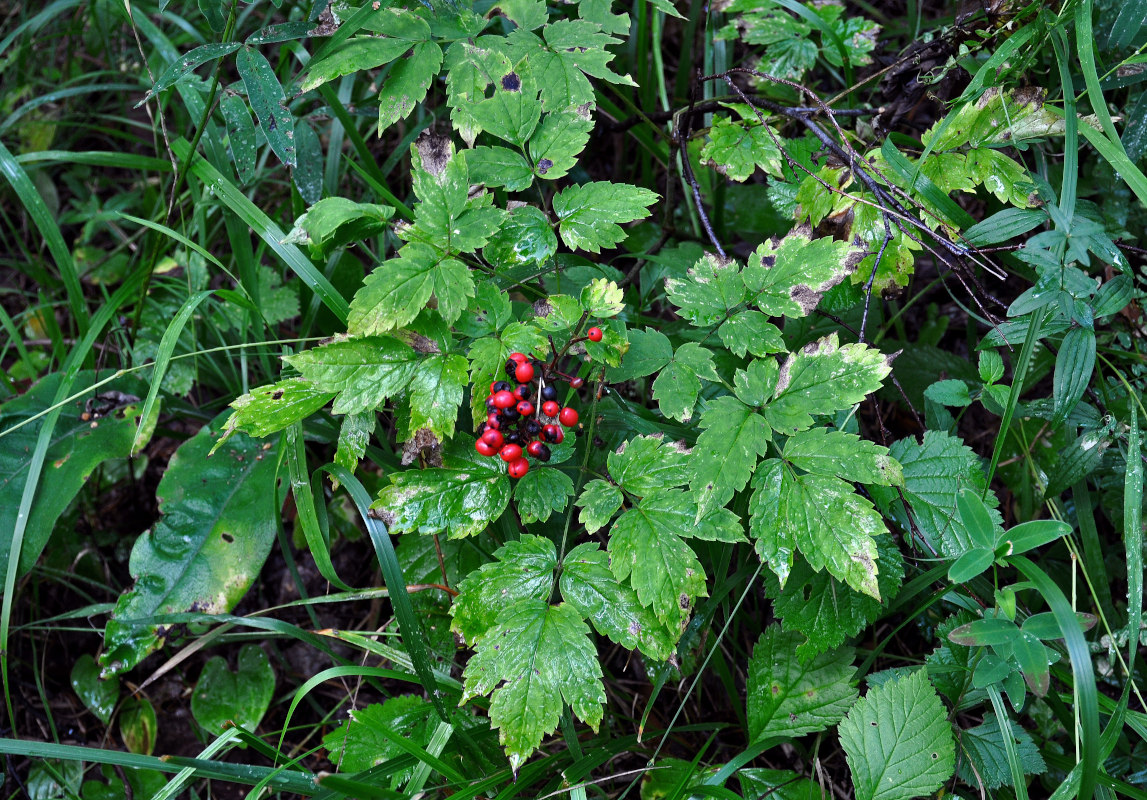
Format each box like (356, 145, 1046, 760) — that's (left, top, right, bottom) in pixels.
(402, 427, 443, 466)
(500, 72, 521, 92)
(536, 158, 553, 174)
(415, 130, 452, 177)
(271, 390, 284, 400)
(790, 284, 820, 314)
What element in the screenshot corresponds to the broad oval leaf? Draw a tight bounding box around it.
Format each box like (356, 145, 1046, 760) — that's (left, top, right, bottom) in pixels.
(947, 547, 995, 584)
(947, 617, 1020, 648)
(191, 644, 276, 733)
(100, 412, 281, 676)
(1005, 518, 1071, 556)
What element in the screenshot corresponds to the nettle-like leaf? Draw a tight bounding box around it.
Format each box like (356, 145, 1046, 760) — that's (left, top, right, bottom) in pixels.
(746, 627, 858, 740)
(923, 86, 1066, 152)
(665, 253, 747, 326)
(483, 204, 559, 270)
(462, 600, 605, 773)
(718, 310, 786, 358)
(580, 277, 625, 318)
(334, 411, 374, 474)
(689, 395, 772, 521)
(868, 431, 999, 557)
(284, 335, 419, 415)
(560, 542, 677, 660)
(301, 36, 411, 93)
(348, 244, 467, 335)
(701, 114, 784, 182)
(838, 670, 956, 800)
(766, 534, 904, 658)
(469, 62, 543, 148)
(282, 198, 394, 258)
(607, 434, 691, 497)
(322, 695, 464, 780)
(552, 182, 658, 253)
(529, 108, 594, 182)
(505, 20, 635, 111)
(379, 41, 443, 133)
(749, 458, 885, 598)
(372, 441, 511, 539)
(407, 353, 468, 441)
(405, 137, 504, 255)
(444, 40, 514, 144)
(957, 712, 1047, 790)
(608, 489, 743, 630)
(743, 231, 858, 319)
(451, 535, 557, 645)
(765, 334, 893, 435)
(782, 428, 903, 486)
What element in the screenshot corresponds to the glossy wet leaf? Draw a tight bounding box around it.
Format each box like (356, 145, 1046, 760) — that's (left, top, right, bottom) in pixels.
(513, 467, 574, 523)
(141, 42, 242, 104)
(301, 36, 411, 92)
(0, 371, 153, 576)
(100, 413, 280, 676)
(283, 197, 394, 259)
(219, 378, 334, 444)
(552, 182, 658, 253)
(119, 697, 158, 755)
(747, 626, 857, 739)
(451, 534, 556, 644)
(285, 335, 419, 415)
(781, 428, 903, 486)
(373, 441, 511, 539)
(71, 654, 119, 724)
(701, 115, 783, 182)
(607, 434, 691, 497)
(482, 205, 558, 269)
(665, 253, 747, 326)
(236, 47, 295, 167)
(322, 696, 440, 778)
(529, 109, 593, 182)
(219, 92, 256, 183)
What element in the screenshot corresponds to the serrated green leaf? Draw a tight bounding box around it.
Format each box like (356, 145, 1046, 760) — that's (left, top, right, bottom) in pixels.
(747, 627, 858, 740)
(743, 233, 855, 319)
(560, 542, 677, 660)
(444, 40, 514, 143)
(379, 41, 443, 134)
(347, 244, 438, 335)
(221, 378, 334, 441)
(869, 431, 997, 557)
(501, 0, 549, 29)
(978, 350, 1005, 384)
(607, 327, 673, 381)
(651, 343, 718, 422)
(738, 769, 822, 800)
(608, 434, 691, 496)
(767, 534, 903, 658)
(733, 358, 780, 407)
(483, 205, 558, 270)
(702, 116, 783, 182)
(372, 442, 512, 538)
(576, 479, 623, 533)
(301, 36, 411, 92)
(462, 600, 605, 772)
(408, 353, 467, 441)
(924, 379, 973, 407)
(529, 109, 593, 181)
(838, 670, 955, 800)
(552, 182, 658, 253)
(407, 145, 504, 254)
(469, 64, 542, 147)
(578, 0, 631, 34)
(718, 311, 786, 357)
(466, 146, 535, 192)
(665, 253, 747, 326)
(285, 335, 418, 415)
(236, 47, 295, 167)
(749, 459, 884, 598)
(608, 490, 727, 629)
(782, 428, 903, 486)
(765, 334, 892, 434)
(689, 396, 772, 520)
(101, 414, 279, 675)
(451, 535, 557, 644)
(514, 467, 575, 523)
(323, 414, 368, 485)
(580, 277, 625, 318)
(532, 294, 584, 332)
(957, 713, 1047, 790)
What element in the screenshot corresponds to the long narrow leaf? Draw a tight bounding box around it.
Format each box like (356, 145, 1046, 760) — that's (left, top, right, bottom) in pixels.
(1125, 403, 1143, 677)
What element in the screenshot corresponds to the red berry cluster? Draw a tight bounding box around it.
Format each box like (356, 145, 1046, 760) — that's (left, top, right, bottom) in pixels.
(474, 352, 581, 479)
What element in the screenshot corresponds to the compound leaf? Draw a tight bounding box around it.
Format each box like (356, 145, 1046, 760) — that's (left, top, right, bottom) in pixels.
(651, 343, 718, 422)
(285, 335, 419, 415)
(689, 396, 772, 521)
(576, 479, 624, 534)
(957, 713, 1047, 790)
(702, 115, 783, 182)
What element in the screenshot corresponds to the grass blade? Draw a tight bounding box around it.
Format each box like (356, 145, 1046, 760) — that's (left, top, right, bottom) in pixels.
(1124, 402, 1143, 677)
(0, 140, 89, 335)
(169, 137, 350, 323)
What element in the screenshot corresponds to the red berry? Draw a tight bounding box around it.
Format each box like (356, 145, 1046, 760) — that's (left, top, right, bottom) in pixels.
(569, 376, 585, 389)
(486, 412, 501, 428)
(475, 439, 497, 457)
(481, 429, 504, 449)
(558, 407, 579, 427)
(499, 444, 523, 462)
(542, 424, 564, 444)
(517, 401, 534, 416)
(526, 441, 552, 461)
(492, 390, 516, 409)
(542, 400, 560, 417)
(514, 383, 532, 400)
(515, 361, 535, 383)
(508, 352, 527, 364)
(508, 457, 530, 479)
(587, 326, 603, 342)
